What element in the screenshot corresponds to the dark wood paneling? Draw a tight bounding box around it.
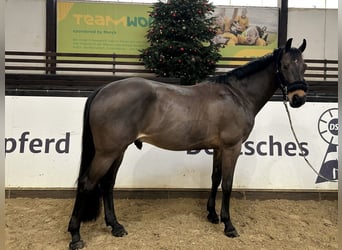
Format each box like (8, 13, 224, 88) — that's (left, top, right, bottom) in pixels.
(5, 52, 338, 102)
(5, 188, 337, 201)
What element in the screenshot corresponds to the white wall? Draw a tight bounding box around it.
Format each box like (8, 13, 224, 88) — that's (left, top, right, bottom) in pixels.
(5, 97, 338, 190)
(5, 0, 46, 51)
(287, 8, 338, 59)
(4, 0, 338, 59)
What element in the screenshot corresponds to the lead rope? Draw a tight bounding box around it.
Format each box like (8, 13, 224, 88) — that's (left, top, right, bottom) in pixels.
(282, 100, 338, 182)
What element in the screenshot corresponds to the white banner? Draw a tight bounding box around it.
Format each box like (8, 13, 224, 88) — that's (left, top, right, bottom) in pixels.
(5, 96, 338, 190)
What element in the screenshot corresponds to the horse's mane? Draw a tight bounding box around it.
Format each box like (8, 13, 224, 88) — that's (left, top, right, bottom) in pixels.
(213, 48, 282, 84)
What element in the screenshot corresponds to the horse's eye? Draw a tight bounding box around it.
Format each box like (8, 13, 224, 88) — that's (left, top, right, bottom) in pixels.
(283, 65, 288, 70)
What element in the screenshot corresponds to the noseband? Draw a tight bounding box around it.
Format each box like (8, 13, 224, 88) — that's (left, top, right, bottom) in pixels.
(275, 48, 308, 100)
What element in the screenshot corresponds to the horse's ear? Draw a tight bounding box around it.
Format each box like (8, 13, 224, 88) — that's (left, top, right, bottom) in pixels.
(285, 38, 293, 52)
(298, 39, 306, 53)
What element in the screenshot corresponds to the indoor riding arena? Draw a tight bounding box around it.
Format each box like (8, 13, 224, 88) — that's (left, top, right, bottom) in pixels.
(5, 1, 337, 249)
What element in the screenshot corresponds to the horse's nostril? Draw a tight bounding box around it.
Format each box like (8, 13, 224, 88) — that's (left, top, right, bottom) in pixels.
(293, 94, 300, 103)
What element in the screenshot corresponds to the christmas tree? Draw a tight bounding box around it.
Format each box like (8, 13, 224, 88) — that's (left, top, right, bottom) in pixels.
(141, 0, 221, 85)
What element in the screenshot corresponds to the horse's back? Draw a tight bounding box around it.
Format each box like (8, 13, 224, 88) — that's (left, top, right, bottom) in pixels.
(91, 77, 156, 109)
(91, 77, 200, 114)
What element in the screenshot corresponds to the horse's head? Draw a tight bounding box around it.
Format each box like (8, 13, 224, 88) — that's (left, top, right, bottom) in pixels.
(277, 38, 308, 108)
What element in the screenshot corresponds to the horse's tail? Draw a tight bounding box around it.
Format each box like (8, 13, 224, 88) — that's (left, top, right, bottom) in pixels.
(76, 88, 102, 222)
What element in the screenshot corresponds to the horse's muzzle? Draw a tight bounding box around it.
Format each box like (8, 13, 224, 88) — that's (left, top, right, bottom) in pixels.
(287, 80, 307, 108)
(289, 92, 306, 108)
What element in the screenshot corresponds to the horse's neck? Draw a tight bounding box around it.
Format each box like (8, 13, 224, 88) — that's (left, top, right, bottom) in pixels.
(232, 61, 278, 116)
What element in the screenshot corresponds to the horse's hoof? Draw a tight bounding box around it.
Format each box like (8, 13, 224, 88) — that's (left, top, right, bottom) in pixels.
(207, 213, 220, 224)
(224, 228, 239, 238)
(69, 240, 85, 250)
(112, 224, 128, 237)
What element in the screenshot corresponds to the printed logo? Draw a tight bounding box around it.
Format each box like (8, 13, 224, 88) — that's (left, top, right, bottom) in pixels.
(316, 108, 338, 183)
(5, 131, 71, 154)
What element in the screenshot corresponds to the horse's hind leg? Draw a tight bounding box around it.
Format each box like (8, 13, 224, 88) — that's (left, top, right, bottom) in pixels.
(207, 149, 222, 224)
(100, 152, 128, 237)
(68, 194, 88, 250)
(68, 152, 118, 249)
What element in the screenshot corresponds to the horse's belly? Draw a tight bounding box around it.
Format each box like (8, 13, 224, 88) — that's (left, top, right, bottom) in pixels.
(138, 132, 219, 151)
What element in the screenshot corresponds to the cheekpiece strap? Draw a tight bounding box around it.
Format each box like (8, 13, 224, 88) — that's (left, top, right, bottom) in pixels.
(276, 70, 288, 100)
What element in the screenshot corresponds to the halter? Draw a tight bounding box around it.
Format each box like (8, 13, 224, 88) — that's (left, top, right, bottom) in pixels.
(275, 48, 308, 100)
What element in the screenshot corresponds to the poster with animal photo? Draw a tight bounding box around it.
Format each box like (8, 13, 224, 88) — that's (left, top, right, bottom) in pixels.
(212, 6, 279, 58)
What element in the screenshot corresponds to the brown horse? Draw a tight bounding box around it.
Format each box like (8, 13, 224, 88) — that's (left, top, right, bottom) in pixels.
(68, 38, 307, 249)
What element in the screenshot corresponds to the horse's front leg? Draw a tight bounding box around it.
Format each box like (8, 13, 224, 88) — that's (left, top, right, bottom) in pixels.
(220, 144, 241, 238)
(207, 149, 222, 224)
